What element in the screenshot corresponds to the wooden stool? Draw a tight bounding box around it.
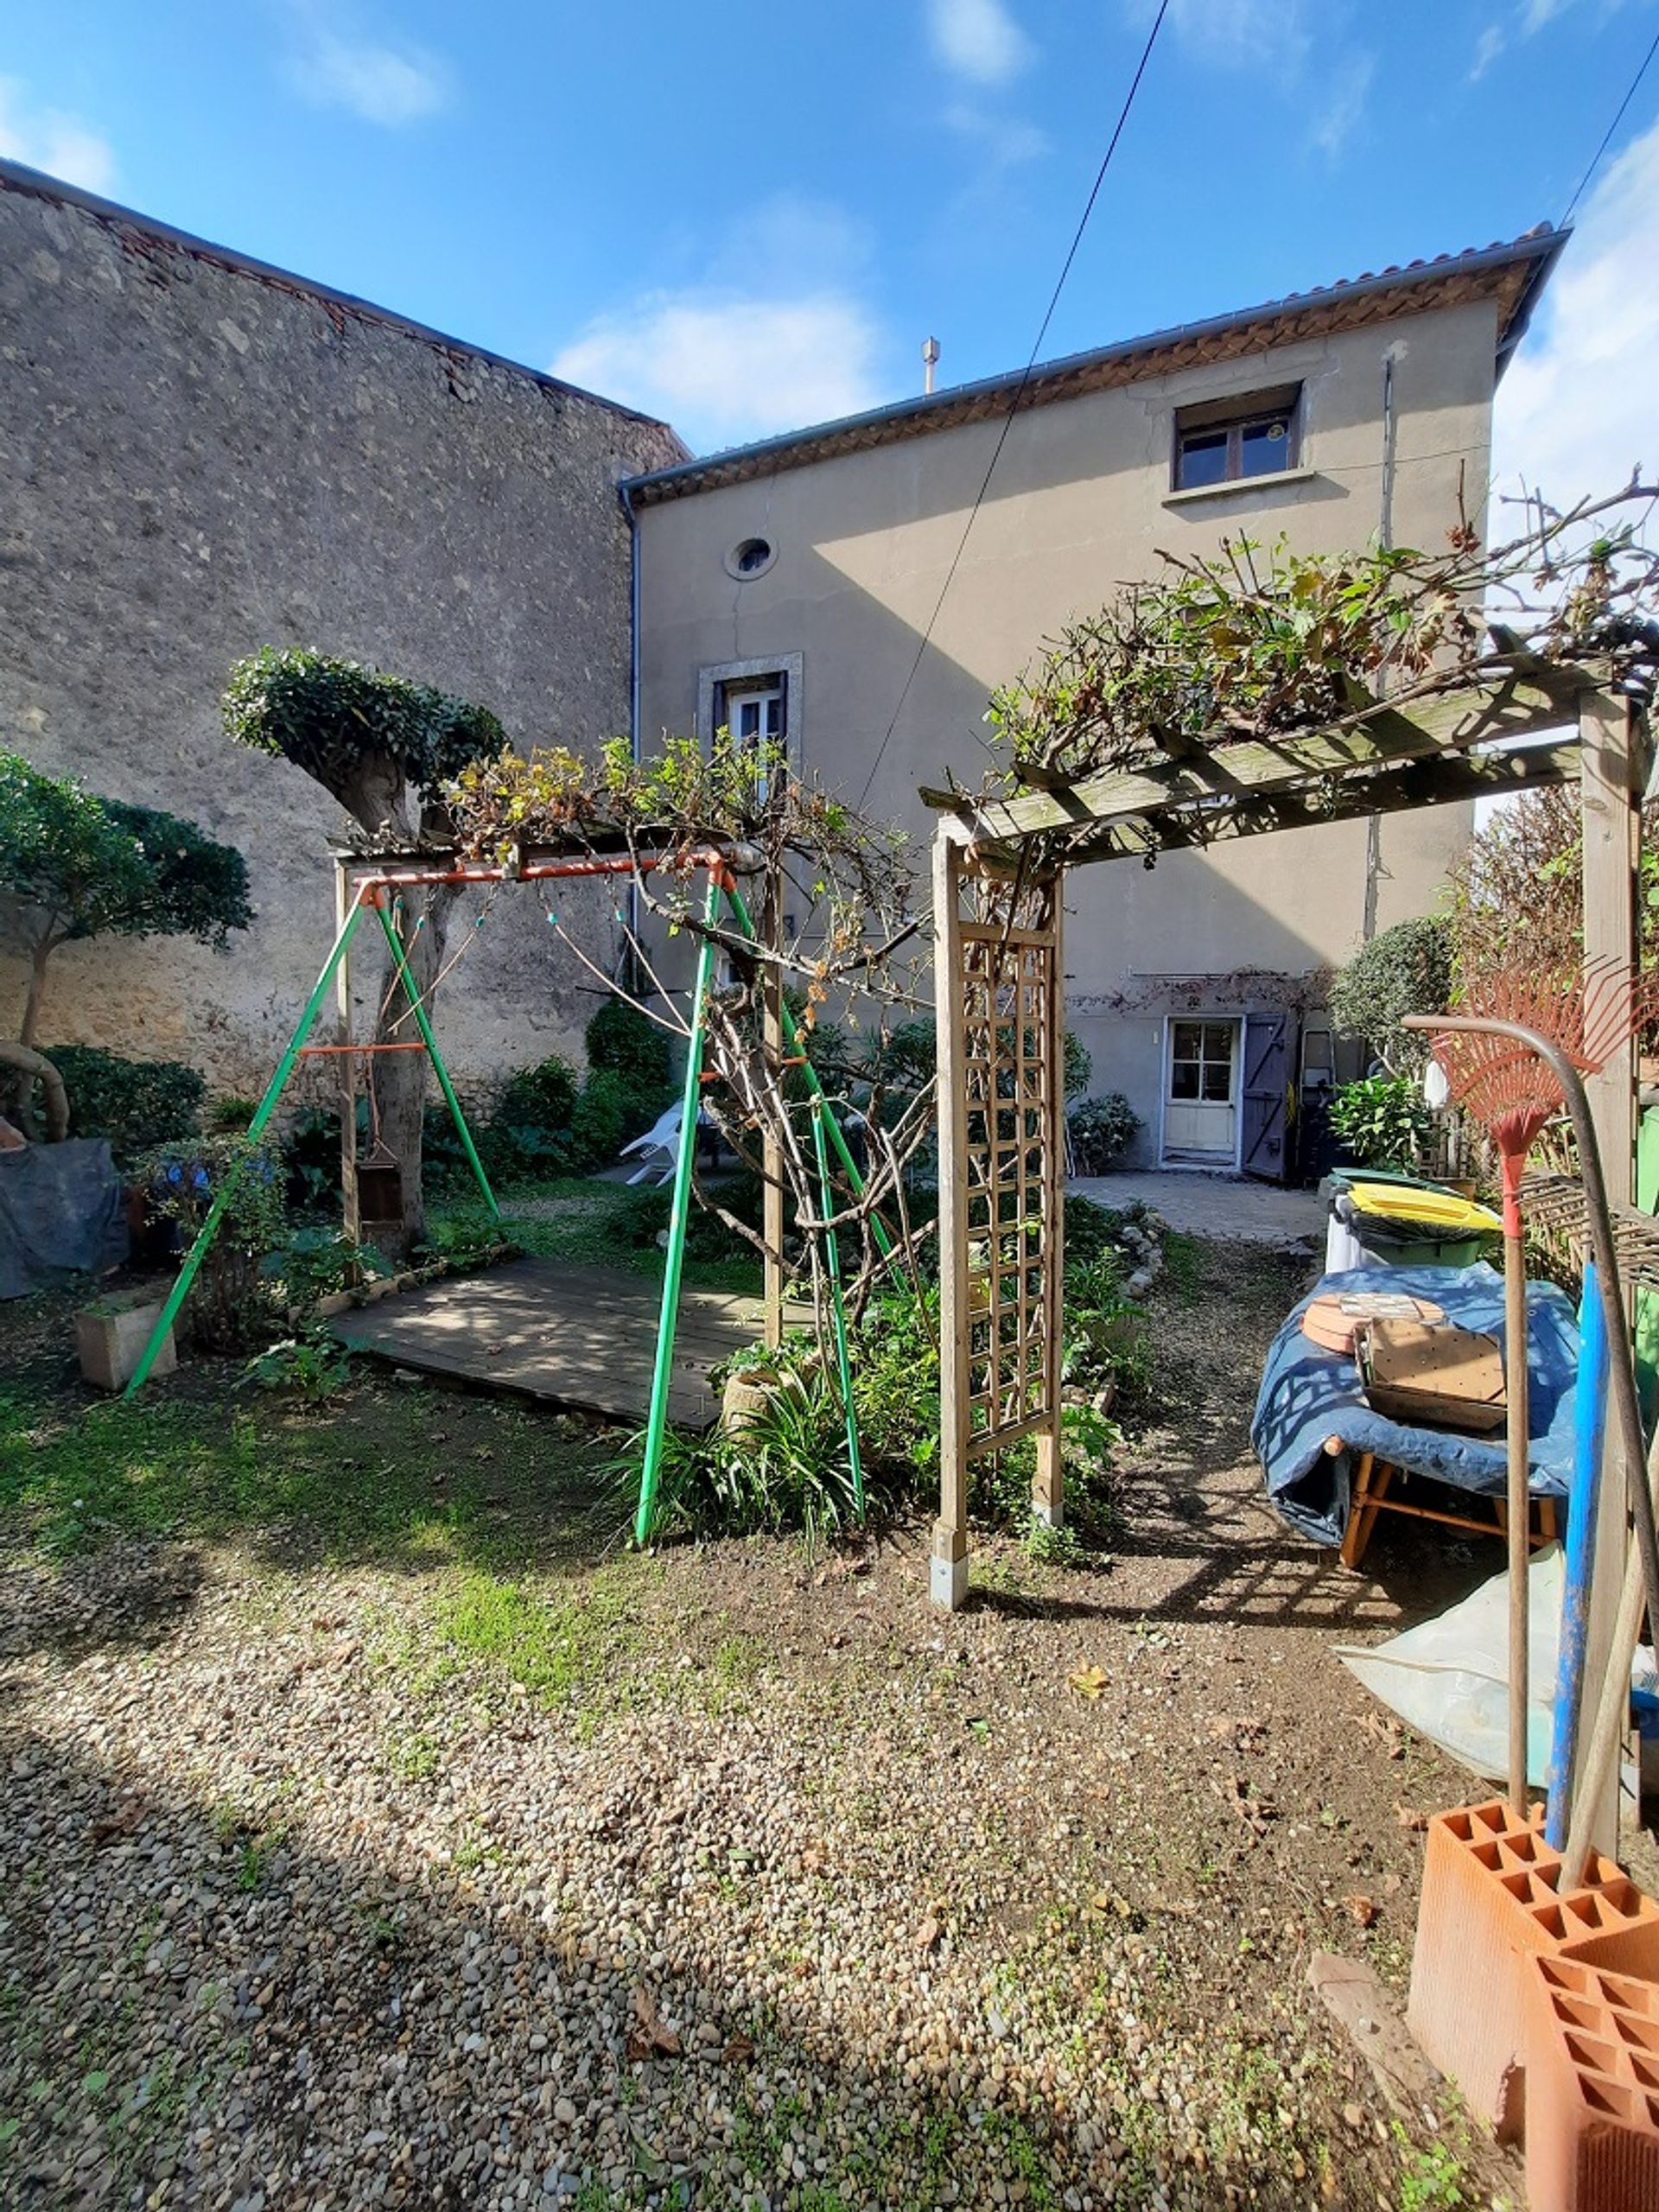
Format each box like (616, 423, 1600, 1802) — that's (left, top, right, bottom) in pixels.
(1338, 1450, 1560, 1572)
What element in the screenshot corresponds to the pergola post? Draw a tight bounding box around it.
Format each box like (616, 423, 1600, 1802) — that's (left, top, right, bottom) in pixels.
(1033, 868, 1066, 1529)
(1575, 686, 1643, 1856)
(932, 822, 972, 1610)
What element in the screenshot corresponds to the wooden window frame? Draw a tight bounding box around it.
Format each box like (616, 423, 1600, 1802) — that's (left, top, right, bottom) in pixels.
(1172, 385, 1302, 492)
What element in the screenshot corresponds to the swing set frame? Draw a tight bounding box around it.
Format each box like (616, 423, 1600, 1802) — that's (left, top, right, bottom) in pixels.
(122, 836, 880, 1547)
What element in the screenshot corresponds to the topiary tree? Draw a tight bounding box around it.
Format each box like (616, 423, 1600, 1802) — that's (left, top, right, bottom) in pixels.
(222, 648, 506, 1250)
(1330, 914, 1452, 1076)
(0, 749, 252, 1051)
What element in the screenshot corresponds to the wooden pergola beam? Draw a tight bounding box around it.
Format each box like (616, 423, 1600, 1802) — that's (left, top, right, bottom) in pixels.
(921, 669, 1580, 847)
(1062, 735, 1581, 864)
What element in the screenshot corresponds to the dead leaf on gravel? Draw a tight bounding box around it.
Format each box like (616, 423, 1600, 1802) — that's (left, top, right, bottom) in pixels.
(721, 2033, 755, 2065)
(1360, 1713, 1406, 1760)
(800, 1845, 827, 1875)
(626, 1986, 681, 2061)
(1344, 1894, 1379, 1928)
(1394, 1803, 1429, 1831)
(88, 1793, 147, 1844)
(1069, 1664, 1109, 1700)
(1217, 1774, 1275, 1840)
(914, 1916, 941, 1952)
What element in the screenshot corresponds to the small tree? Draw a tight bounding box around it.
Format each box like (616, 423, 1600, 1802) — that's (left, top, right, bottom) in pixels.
(1330, 914, 1452, 1075)
(0, 750, 252, 1049)
(223, 648, 505, 1251)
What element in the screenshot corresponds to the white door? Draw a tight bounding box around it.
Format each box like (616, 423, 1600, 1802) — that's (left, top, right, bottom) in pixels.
(1163, 1018, 1240, 1164)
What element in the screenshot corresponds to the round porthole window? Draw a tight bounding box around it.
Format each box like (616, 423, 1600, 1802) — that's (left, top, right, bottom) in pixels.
(725, 536, 776, 581)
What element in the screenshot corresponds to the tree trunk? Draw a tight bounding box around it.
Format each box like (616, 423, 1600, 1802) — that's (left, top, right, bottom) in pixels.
(370, 882, 458, 1257)
(19, 936, 52, 1052)
(0, 1042, 68, 1141)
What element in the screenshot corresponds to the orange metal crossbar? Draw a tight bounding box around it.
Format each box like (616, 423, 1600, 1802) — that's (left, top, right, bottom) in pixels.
(345, 849, 737, 899)
(298, 1040, 429, 1056)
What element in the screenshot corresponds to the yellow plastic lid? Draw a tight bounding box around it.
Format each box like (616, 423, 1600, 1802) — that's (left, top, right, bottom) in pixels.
(1347, 1182, 1503, 1235)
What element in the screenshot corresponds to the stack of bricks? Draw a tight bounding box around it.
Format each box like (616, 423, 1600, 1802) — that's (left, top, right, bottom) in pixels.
(1407, 1798, 1659, 2204)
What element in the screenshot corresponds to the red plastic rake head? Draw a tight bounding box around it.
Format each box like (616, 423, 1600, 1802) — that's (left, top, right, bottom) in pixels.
(1428, 960, 1657, 1224)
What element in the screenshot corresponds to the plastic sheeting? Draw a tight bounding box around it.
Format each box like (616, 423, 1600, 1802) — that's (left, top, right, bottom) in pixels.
(1336, 1548, 1654, 1798)
(0, 1138, 128, 1298)
(1250, 1262, 1579, 1546)
(1336, 1547, 1566, 1788)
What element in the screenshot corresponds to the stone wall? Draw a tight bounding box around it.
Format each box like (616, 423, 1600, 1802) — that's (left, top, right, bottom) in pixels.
(0, 164, 682, 1100)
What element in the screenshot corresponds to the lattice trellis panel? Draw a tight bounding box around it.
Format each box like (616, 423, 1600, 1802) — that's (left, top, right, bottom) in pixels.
(955, 896, 1062, 1456)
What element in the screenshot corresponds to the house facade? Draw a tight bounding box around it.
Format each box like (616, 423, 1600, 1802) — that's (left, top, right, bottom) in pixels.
(625, 232, 1561, 1173)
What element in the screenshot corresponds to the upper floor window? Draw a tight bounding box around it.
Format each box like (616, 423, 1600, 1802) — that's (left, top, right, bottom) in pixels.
(724, 680, 784, 749)
(1173, 385, 1301, 492)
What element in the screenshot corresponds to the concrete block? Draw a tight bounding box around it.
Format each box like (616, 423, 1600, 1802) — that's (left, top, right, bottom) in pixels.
(77, 1293, 175, 1391)
(1525, 1955, 1659, 2211)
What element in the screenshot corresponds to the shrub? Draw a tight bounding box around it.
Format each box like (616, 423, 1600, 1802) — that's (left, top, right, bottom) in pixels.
(566, 1069, 634, 1173)
(270, 1226, 394, 1311)
(1329, 1074, 1431, 1169)
(44, 1045, 206, 1166)
(1068, 1093, 1141, 1173)
(585, 998, 672, 1103)
(208, 1096, 258, 1134)
(1330, 915, 1452, 1076)
(497, 1053, 579, 1135)
(484, 1054, 581, 1182)
(143, 1135, 288, 1348)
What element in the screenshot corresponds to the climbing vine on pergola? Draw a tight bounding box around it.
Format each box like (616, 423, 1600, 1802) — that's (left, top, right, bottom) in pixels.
(921, 490, 1659, 1611)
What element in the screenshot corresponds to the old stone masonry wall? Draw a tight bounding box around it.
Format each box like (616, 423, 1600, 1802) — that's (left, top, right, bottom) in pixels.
(0, 165, 683, 1095)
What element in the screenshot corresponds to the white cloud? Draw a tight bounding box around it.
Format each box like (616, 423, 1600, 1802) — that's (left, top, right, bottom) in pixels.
(552, 194, 887, 450)
(284, 6, 448, 125)
(927, 0, 1034, 85)
(552, 294, 885, 451)
(1135, 0, 1313, 73)
(0, 78, 117, 193)
(1308, 51, 1375, 161)
(1472, 0, 1632, 77)
(1493, 114, 1659, 507)
(942, 100, 1050, 168)
(1470, 23, 1507, 79)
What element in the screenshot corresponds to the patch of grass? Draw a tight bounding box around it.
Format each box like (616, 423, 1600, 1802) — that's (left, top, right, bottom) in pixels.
(1160, 1229, 1203, 1302)
(429, 1561, 645, 1713)
(0, 1371, 600, 1568)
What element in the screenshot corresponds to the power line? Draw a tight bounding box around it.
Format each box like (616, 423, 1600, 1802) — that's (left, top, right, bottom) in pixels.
(856, 0, 1171, 808)
(1562, 24, 1659, 225)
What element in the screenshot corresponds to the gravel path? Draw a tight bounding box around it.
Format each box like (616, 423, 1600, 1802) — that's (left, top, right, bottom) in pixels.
(1, 1243, 1522, 2210)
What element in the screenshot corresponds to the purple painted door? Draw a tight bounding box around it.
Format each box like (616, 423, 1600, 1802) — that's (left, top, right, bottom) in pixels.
(1241, 1012, 1293, 1183)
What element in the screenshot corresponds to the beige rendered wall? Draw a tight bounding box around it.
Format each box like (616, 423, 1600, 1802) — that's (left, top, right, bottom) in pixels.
(635, 299, 1499, 1165)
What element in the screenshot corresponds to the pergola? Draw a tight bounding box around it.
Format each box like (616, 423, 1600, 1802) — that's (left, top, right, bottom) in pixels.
(922, 657, 1649, 1840)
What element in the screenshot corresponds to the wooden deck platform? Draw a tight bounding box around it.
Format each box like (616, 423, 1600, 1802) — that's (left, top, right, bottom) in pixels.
(327, 1257, 801, 1428)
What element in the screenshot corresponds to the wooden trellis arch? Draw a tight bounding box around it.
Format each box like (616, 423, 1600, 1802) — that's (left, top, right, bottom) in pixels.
(924, 658, 1651, 1633)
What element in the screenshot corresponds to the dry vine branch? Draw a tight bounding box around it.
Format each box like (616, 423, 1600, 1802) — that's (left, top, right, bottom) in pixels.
(985, 481, 1659, 798)
(442, 732, 935, 1316)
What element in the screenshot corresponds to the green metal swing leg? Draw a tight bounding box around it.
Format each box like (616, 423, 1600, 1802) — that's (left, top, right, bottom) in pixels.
(123, 893, 370, 1398)
(633, 873, 721, 1547)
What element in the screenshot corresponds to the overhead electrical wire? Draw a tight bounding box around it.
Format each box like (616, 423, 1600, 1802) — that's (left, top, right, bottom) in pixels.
(855, 0, 1171, 808)
(1561, 24, 1659, 225)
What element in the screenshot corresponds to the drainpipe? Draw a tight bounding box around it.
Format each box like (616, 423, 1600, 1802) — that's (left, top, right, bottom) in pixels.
(620, 479, 642, 966)
(1363, 352, 1401, 944)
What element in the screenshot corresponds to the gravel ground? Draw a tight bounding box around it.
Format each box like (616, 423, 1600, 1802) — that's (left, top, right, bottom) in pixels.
(0, 1239, 1540, 2210)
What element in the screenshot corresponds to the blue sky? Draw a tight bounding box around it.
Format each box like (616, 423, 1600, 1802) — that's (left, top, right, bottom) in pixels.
(5, 1, 1656, 493)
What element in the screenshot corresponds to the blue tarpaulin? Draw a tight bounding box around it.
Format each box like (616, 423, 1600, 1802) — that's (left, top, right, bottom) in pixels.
(1250, 1262, 1580, 1547)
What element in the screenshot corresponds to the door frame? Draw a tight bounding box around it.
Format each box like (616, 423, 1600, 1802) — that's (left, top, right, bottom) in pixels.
(1157, 1012, 1243, 1173)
